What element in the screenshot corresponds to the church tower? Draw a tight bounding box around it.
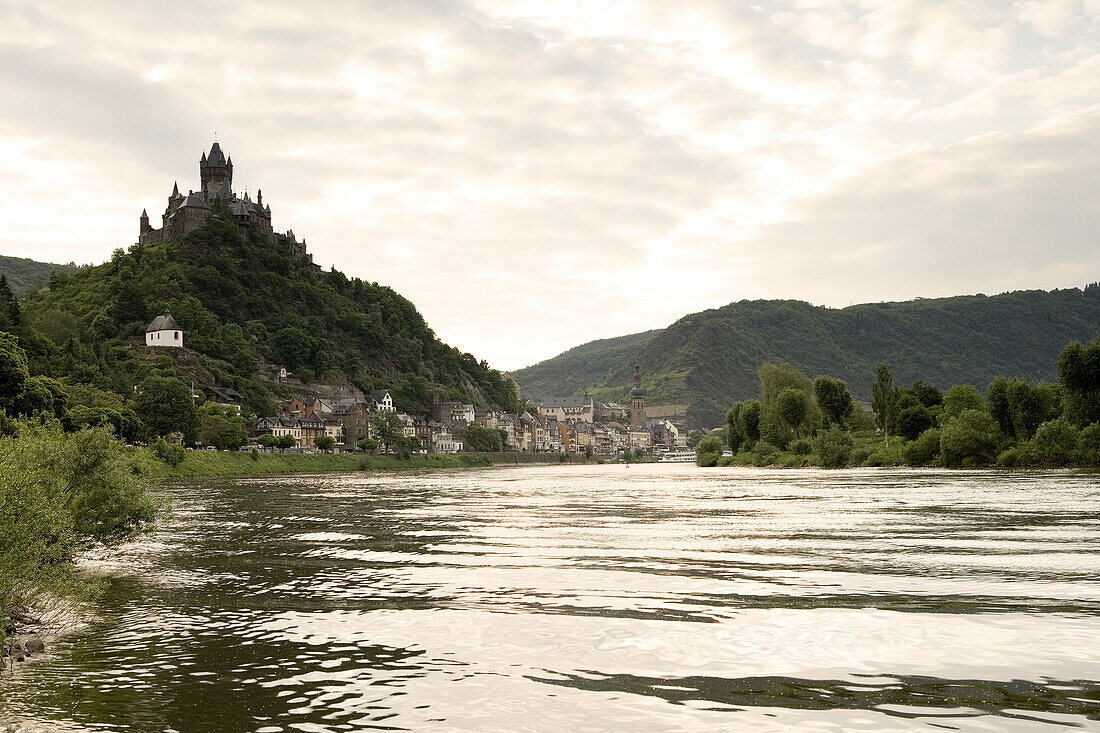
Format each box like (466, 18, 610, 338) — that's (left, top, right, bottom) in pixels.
(631, 364, 646, 427)
(199, 142, 233, 200)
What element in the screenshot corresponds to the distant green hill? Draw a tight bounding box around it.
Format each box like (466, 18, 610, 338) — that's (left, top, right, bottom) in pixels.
(0, 254, 79, 297)
(16, 220, 520, 417)
(515, 329, 658, 400)
(514, 287, 1100, 427)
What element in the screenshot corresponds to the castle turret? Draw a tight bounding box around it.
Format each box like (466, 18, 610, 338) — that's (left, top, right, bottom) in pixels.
(140, 208, 151, 235)
(200, 141, 233, 199)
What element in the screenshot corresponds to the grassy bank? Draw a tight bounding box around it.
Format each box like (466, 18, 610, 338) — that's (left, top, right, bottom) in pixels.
(143, 450, 492, 478)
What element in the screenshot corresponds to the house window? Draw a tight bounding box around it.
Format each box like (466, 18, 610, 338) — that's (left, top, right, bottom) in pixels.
(174, 332, 179, 340)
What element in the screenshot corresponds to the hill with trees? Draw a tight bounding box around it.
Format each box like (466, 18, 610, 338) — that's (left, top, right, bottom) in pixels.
(514, 286, 1100, 427)
(0, 254, 80, 297)
(7, 219, 520, 425)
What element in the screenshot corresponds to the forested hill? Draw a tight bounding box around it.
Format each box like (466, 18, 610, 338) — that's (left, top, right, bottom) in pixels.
(0, 254, 79, 297)
(514, 287, 1100, 427)
(15, 220, 520, 417)
(514, 329, 659, 400)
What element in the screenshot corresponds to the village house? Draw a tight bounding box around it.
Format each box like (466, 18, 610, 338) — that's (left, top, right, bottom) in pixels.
(573, 422, 593, 454)
(288, 396, 334, 419)
(255, 416, 303, 448)
(535, 395, 594, 424)
(332, 399, 373, 448)
(595, 401, 627, 421)
(203, 385, 242, 412)
(372, 390, 395, 412)
(627, 426, 652, 452)
(432, 427, 462, 454)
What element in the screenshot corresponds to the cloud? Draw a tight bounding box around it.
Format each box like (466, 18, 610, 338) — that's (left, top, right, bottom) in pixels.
(0, 0, 1097, 369)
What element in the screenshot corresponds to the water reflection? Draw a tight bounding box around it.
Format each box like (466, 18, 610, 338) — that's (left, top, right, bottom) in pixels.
(2, 465, 1099, 732)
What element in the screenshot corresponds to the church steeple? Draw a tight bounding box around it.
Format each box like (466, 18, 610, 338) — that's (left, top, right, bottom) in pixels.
(630, 364, 646, 427)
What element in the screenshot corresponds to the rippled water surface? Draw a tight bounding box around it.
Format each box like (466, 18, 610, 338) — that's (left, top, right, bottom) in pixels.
(4, 464, 1100, 731)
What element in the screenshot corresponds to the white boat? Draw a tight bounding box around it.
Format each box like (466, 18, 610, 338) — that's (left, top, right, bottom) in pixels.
(659, 450, 696, 463)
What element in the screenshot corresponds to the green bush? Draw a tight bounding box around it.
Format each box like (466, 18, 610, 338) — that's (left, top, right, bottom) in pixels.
(940, 409, 1001, 466)
(1027, 418, 1079, 466)
(1075, 422, 1100, 465)
(789, 438, 813, 456)
(151, 438, 186, 467)
(695, 434, 724, 467)
(997, 446, 1027, 467)
(751, 439, 779, 460)
(716, 455, 736, 467)
(815, 427, 853, 467)
(903, 428, 942, 466)
(1, 420, 163, 645)
(862, 449, 895, 467)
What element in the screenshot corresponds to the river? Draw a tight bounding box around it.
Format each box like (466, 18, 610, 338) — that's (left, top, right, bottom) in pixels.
(3, 464, 1100, 731)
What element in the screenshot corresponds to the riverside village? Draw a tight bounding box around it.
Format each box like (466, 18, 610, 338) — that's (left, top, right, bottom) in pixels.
(139, 142, 689, 459)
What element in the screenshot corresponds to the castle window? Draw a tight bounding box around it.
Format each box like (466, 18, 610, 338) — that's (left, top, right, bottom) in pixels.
(174, 332, 179, 340)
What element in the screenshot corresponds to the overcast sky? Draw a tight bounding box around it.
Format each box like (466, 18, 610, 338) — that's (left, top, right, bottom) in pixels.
(1, 1, 1098, 370)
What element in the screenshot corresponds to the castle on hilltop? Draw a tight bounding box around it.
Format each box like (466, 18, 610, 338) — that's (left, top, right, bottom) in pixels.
(138, 141, 310, 259)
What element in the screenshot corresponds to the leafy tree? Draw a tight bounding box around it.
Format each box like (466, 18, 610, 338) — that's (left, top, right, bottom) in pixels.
(465, 424, 502, 452)
(686, 429, 704, 448)
(256, 434, 279, 450)
(197, 403, 247, 450)
(273, 327, 313, 371)
(0, 331, 29, 410)
(759, 362, 813, 408)
(871, 364, 896, 448)
(737, 399, 762, 445)
(942, 385, 984, 420)
(1026, 418, 1079, 466)
(813, 375, 852, 428)
(1058, 339, 1100, 426)
(1, 420, 162, 646)
(110, 277, 147, 326)
(134, 375, 198, 443)
(13, 375, 67, 418)
(759, 409, 789, 449)
(276, 434, 297, 451)
(776, 388, 810, 438)
(909, 380, 943, 408)
(0, 275, 20, 331)
(370, 411, 404, 453)
(940, 409, 1001, 466)
(152, 437, 186, 466)
(314, 435, 336, 452)
(1075, 422, 1100, 465)
(903, 427, 942, 466)
(357, 437, 379, 452)
(726, 404, 744, 452)
(895, 404, 934, 441)
(815, 426, 853, 467)
(694, 434, 723, 467)
(399, 435, 421, 456)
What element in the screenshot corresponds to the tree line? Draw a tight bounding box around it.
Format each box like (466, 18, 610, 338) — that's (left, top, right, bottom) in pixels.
(695, 338, 1100, 468)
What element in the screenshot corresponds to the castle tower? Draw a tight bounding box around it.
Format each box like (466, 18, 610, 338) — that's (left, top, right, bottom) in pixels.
(140, 208, 151, 235)
(199, 142, 233, 200)
(630, 364, 646, 427)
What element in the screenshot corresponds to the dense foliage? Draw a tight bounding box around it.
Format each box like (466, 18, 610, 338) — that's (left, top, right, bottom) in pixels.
(1, 419, 163, 651)
(12, 221, 519, 423)
(516, 287, 1100, 426)
(697, 339, 1100, 468)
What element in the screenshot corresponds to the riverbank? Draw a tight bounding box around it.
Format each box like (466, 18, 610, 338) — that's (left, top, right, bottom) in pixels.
(141, 450, 600, 478)
(142, 451, 491, 478)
